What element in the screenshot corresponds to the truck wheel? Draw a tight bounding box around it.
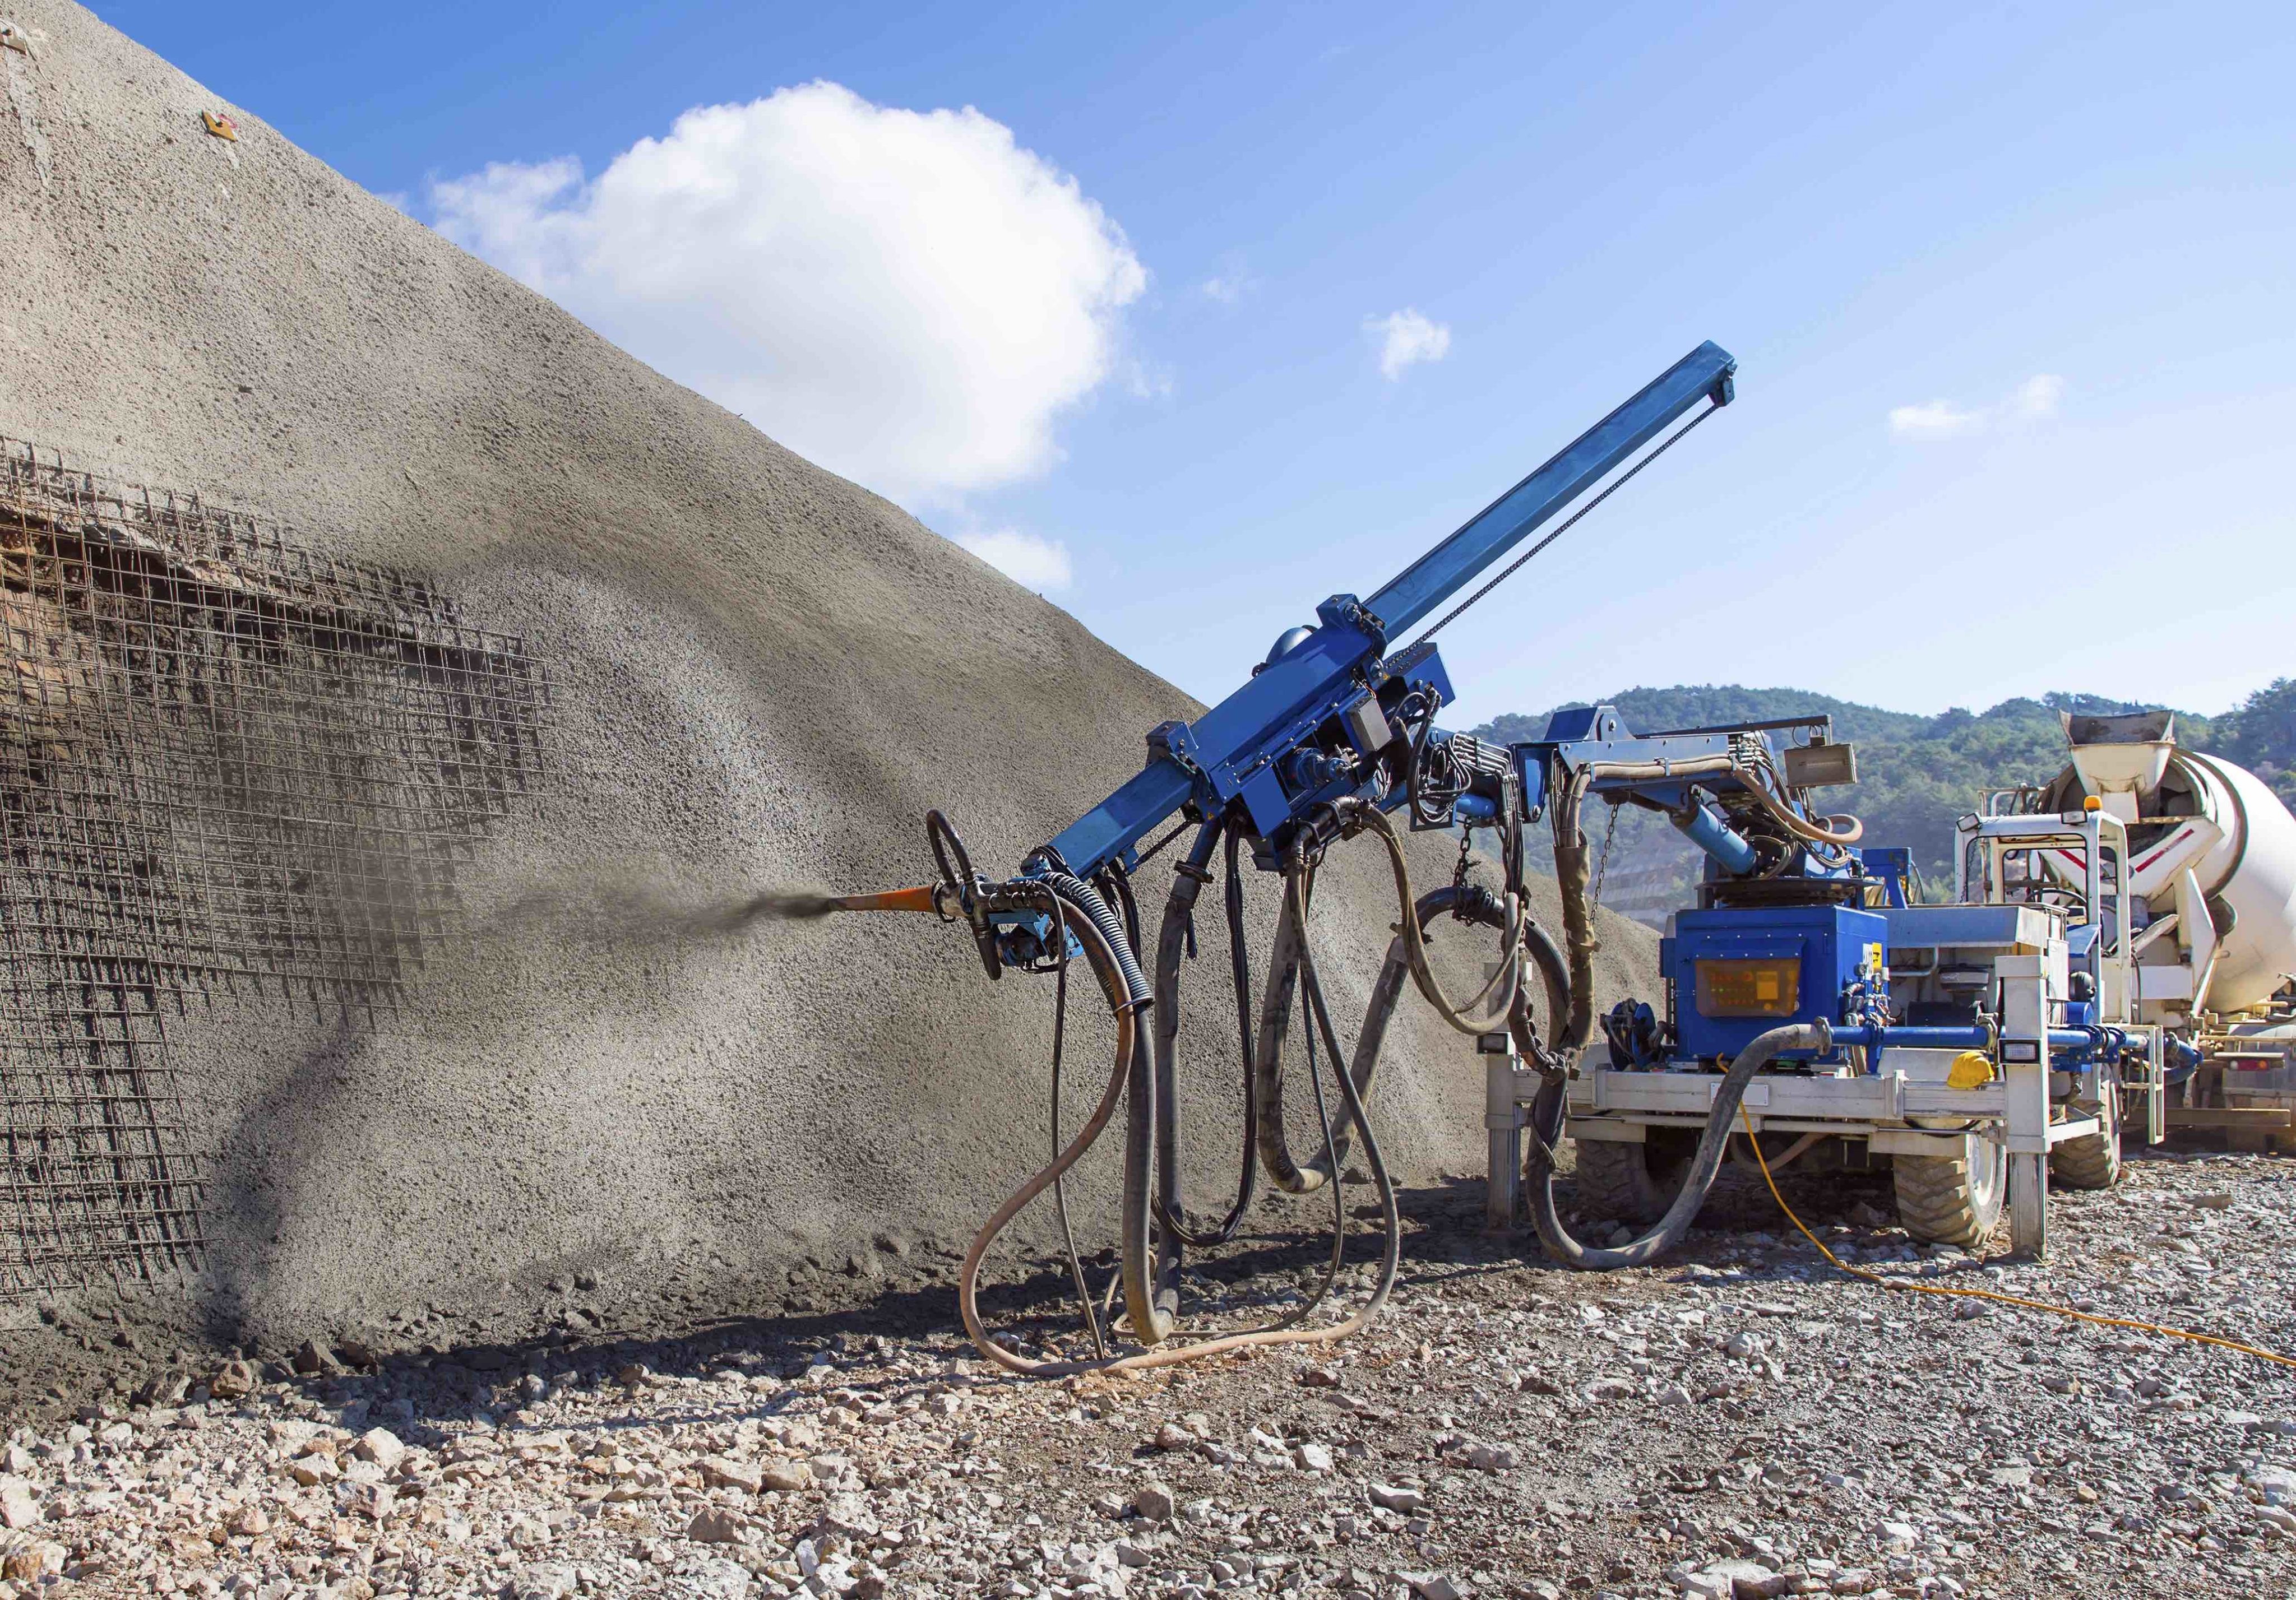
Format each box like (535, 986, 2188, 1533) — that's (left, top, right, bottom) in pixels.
(1892, 1136, 2007, 1246)
(2049, 1088, 2122, 1190)
(1572, 1132, 1693, 1225)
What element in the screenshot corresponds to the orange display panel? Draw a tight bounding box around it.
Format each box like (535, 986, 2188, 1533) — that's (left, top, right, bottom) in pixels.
(1694, 956, 1802, 1018)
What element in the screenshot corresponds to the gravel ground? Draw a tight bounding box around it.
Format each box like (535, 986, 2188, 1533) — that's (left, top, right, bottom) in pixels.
(3, 1149, 2291, 1600)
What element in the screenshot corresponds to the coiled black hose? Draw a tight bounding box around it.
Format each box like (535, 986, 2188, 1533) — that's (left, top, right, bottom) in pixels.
(1522, 1020, 1830, 1269)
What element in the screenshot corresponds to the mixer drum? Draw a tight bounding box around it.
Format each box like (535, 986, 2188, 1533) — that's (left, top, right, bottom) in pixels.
(2042, 713, 2296, 1015)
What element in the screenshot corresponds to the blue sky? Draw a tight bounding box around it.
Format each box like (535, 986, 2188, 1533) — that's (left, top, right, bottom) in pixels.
(102, 1, 2296, 726)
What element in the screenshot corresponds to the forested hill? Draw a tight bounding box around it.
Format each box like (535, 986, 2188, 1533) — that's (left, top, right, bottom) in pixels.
(1469, 679, 2296, 908)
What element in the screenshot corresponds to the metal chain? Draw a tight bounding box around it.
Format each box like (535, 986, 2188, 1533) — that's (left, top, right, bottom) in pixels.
(1589, 802, 1621, 911)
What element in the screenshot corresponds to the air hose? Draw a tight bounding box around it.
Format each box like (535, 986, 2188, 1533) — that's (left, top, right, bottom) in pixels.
(1256, 879, 1572, 1195)
(951, 872, 1163, 1374)
(1519, 1019, 1830, 1268)
(1348, 804, 1529, 1035)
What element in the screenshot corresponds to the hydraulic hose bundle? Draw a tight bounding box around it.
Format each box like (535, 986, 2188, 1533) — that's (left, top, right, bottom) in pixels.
(1299, 795, 1834, 1274)
(819, 810, 1405, 1376)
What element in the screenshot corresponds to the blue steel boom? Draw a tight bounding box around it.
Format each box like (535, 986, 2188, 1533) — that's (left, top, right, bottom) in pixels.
(1038, 340, 1738, 885)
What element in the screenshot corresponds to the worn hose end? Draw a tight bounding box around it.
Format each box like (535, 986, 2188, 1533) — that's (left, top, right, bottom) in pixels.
(826, 884, 944, 916)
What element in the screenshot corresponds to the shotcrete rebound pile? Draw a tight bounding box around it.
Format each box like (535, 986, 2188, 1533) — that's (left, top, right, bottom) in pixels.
(0, 0, 1658, 1394)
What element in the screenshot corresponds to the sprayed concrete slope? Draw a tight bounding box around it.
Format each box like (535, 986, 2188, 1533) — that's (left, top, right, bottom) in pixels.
(0, 1, 1658, 1370)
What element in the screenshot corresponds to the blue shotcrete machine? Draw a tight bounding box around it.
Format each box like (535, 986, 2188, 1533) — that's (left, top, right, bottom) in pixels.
(822, 341, 2145, 1374)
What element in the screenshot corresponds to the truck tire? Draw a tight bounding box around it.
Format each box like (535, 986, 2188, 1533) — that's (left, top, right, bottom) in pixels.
(1572, 1132, 1693, 1225)
(2049, 1087, 2122, 1190)
(1892, 1136, 2007, 1246)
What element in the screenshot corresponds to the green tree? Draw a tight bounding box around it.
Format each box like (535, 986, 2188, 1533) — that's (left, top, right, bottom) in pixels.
(2216, 677, 2296, 810)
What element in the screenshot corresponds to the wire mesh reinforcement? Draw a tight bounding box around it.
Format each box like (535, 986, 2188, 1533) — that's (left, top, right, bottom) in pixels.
(0, 439, 549, 1298)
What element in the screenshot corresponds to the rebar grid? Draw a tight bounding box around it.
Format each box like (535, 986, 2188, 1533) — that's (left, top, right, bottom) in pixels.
(0, 439, 549, 1296)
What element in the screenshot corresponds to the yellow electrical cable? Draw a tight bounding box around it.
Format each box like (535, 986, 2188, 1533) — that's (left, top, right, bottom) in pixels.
(1734, 1106, 2296, 1371)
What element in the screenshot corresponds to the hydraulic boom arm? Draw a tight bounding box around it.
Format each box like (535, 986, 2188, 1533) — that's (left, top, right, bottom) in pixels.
(1040, 341, 1737, 884)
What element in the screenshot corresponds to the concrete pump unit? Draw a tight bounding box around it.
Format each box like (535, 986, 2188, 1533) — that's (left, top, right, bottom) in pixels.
(1558, 709, 2296, 1257)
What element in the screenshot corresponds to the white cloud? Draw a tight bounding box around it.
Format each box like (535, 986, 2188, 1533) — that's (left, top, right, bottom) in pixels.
(429, 82, 1146, 502)
(2013, 373, 2065, 418)
(955, 527, 1072, 591)
(1122, 359, 1175, 400)
(1366, 308, 1450, 381)
(1887, 399, 1985, 438)
(1201, 270, 1252, 304)
(1888, 374, 2066, 439)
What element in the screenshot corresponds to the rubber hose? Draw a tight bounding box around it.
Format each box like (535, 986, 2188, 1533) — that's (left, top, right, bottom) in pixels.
(1511, 912, 1572, 1066)
(1251, 852, 1454, 1193)
(1150, 822, 1261, 1249)
(1039, 871, 1164, 1344)
(1733, 763, 1864, 847)
(1349, 804, 1526, 1033)
(1222, 829, 1261, 1208)
(1041, 871, 1150, 1009)
(1522, 1019, 1830, 1270)
(1251, 866, 1322, 1193)
(1548, 756, 1734, 1054)
(1134, 856, 1377, 1352)
(955, 887, 1144, 1376)
(1087, 884, 1404, 1375)
(959, 856, 1405, 1377)
(1258, 882, 1568, 1193)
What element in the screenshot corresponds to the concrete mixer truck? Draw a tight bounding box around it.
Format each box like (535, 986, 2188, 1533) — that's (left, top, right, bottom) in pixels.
(1549, 707, 2296, 1260)
(2016, 710, 2296, 1147)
